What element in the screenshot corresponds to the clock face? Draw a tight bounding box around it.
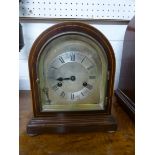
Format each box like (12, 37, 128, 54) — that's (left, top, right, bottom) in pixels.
(38, 33, 108, 111)
(48, 51, 97, 101)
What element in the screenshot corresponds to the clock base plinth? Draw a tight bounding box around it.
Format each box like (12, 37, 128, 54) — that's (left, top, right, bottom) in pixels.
(27, 114, 117, 135)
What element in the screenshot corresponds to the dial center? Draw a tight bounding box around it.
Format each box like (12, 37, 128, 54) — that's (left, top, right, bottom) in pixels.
(56, 62, 89, 92)
(70, 76, 76, 81)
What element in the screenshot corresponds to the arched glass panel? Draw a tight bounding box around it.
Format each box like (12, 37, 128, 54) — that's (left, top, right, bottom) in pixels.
(37, 32, 108, 111)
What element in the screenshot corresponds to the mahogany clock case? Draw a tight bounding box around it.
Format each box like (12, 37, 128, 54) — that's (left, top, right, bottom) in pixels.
(27, 22, 117, 135)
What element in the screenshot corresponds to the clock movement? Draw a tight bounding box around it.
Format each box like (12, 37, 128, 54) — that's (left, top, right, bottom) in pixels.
(27, 22, 117, 135)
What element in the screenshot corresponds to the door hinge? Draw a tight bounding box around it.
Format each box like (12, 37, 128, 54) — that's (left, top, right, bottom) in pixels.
(36, 78, 40, 84)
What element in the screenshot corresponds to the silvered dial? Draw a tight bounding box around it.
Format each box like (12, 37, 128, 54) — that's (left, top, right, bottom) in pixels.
(47, 51, 97, 102)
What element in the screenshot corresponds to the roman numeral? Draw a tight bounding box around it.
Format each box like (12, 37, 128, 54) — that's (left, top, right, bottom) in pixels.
(59, 56, 65, 63)
(71, 93, 74, 100)
(86, 84, 93, 90)
(87, 65, 94, 70)
(89, 76, 96, 79)
(52, 84, 59, 91)
(50, 66, 57, 70)
(70, 53, 75, 61)
(81, 56, 86, 63)
(60, 91, 65, 97)
(81, 92, 84, 96)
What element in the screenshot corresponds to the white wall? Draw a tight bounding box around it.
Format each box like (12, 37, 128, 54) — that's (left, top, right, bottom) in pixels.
(19, 22, 127, 90)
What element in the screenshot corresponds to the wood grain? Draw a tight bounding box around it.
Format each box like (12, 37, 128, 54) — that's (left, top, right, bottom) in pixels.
(27, 114, 117, 135)
(20, 90, 135, 155)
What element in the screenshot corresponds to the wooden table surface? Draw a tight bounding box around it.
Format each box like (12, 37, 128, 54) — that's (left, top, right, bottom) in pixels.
(19, 90, 135, 155)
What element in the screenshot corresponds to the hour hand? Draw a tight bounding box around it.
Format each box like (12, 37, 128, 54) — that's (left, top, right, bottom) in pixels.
(56, 76, 76, 81)
(56, 77, 63, 81)
(56, 77, 70, 81)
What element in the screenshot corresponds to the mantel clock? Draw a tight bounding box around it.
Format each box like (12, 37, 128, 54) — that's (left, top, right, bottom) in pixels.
(27, 22, 117, 135)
